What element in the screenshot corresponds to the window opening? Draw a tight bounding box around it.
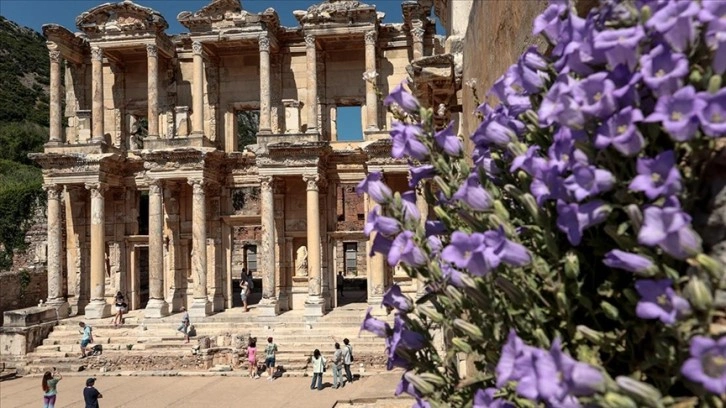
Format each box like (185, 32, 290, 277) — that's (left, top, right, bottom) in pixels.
(336, 106, 363, 141)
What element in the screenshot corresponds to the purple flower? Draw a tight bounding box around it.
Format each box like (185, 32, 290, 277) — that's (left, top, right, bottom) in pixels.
(364, 206, 400, 237)
(382, 284, 412, 313)
(511, 146, 546, 176)
(383, 81, 419, 113)
(357, 172, 393, 203)
(646, 0, 700, 52)
(593, 25, 645, 70)
(609, 65, 642, 107)
(594, 107, 645, 157)
(408, 164, 436, 187)
(386, 315, 425, 370)
(681, 335, 726, 394)
(603, 250, 656, 275)
(556, 200, 610, 246)
(401, 191, 421, 223)
(484, 226, 531, 267)
(391, 122, 428, 160)
(640, 45, 689, 97)
(496, 330, 534, 388)
(548, 128, 588, 173)
(517, 47, 549, 93)
(425, 220, 445, 237)
(638, 199, 702, 260)
(531, 166, 568, 205)
(539, 75, 585, 129)
(441, 262, 466, 288)
(645, 86, 706, 141)
(360, 307, 391, 337)
(474, 388, 514, 408)
(533, 3, 567, 42)
(489, 65, 532, 115)
(388, 231, 426, 267)
(700, 2, 726, 74)
(574, 72, 617, 119)
(434, 121, 463, 156)
(548, 338, 604, 397)
(441, 232, 498, 277)
(697, 88, 726, 138)
(635, 279, 690, 325)
(564, 164, 615, 202)
(452, 173, 492, 211)
(472, 106, 521, 147)
(370, 233, 393, 256)
(628, 150, 682, 199)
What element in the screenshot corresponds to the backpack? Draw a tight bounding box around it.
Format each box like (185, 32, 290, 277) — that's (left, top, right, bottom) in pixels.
(347, 345, 354, 362)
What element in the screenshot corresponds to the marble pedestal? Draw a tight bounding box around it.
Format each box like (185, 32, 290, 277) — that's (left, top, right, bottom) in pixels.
(84, 300, 111, 319)
(144, 298, 170, 319)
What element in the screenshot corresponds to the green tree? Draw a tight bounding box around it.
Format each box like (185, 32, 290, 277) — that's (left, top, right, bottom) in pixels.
(0, 122, 47, 165)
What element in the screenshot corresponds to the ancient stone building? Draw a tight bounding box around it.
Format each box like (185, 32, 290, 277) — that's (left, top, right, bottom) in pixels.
(32, 0, 446, 319)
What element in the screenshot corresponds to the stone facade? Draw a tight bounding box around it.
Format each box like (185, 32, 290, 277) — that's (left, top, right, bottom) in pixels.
(29, 0, 439, 320)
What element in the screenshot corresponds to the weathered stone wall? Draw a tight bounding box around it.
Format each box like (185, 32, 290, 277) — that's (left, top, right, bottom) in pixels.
(0, 269, 48, 326)
(336, 184, 365, 231)
(335, 239, 368, 278)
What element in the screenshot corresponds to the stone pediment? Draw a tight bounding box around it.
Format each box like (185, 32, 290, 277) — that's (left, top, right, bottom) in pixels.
(178, 0, 280, 33)
(293, 0, 380, 26)
(76, 0, 168, 38)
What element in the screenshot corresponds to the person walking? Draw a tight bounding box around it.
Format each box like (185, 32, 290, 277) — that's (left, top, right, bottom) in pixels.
(41, 368, 62, 408)
(337, 271, 345, 298)
(177, 307, 190, 343)
(310, 349, 326, 391)
(264, 336, 278, 380)
(83, 377, 102, 408)
(332, 342, 344, 389)
(112, 292, 127, 327)
(240, 278, 250, 312)
(247, 337, 260, 379)
(78, 322, 93, 359)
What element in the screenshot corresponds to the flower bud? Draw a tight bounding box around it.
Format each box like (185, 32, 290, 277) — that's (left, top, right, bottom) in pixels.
(521, 193, 540, 222)
(689, 68, 703, 86)
(600, 301, 620, 320)
(615, 376, 662, 407)
(533, 328, 551, 348)
(404, 371, 436, 395)
(445, 285, 464, 305)
(418, 303, 445, 324)
(639, 5, 652, 24)
(696, 253, 723, 281)
(684, 275, 713, 312)
(557, 291, 568, 310)
(564, 251, 580, 279)
(493, 200, 510, 220)
(709, 75, 723, 94)
(433, 206, 454, 225)
(624, 204, 643, 233)
(603, 392, 639, 408)
(453, 318, 484, 342)
(577, 325, 605, 344)
(517, 171, 529, 186)
(419, 372, 447, 387)
(507, 142, 527, 157)
(524, 109, 540, 125)
(451, 337, 473, 354)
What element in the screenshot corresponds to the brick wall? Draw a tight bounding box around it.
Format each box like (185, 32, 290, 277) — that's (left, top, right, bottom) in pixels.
(336, 184, 365, 231)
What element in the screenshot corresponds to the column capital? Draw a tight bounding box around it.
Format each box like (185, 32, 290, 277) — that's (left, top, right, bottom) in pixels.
(192, 41, 204, 56)
(259, 33, 271, 52)
(364, 30, 378, 45)
(148, 179, 162, 195)
(146, 44, 158, 58)
(188, 178, 205, 194)
(260, 175, 273, 191)
(49, 50, 62, 64)
(304, 34, 316, 48)
(411, 24, 425, 42)
(85, 182, 107, 197)
(43, 184, 63, 200)
(91, 47, 103, 61)
(303, 174, 320, 191)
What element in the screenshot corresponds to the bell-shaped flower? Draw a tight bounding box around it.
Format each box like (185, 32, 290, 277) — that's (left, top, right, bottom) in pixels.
(356, 171, 392, 203)
(383, 81, 420, 113)
(400, 191, 421, 223)
(697, 88, 726, 138)
(563, 164, 615, 202)
(386, 315, 425, 370)
(573, 72, 617, 119)
(387, 231, 426, 267)
(628, 150, 682, 199)
(408, 164, 436, 187)
(594, 107, 645, 157)
(364, 206, 400, 237)
(474, 388, 514, 408)
(640, 45, 689, 97)
(452, 173, 492, 211)
(635, 279, 690, 325)
(532, 3, 568, 43)
(681, 335, 726, 394)
(556, 200, 610, 246)
(646, 0, 700, 52)
(434, 121, 463, 156)
(531, 165, 568, 205)
(382, 284, 412, 313)
(593, 25, 644, 70)
(645, 86, 706, 142)
(441, 232, 499, 276)
(483, 226, 531, 268)
(391, 122, 428, 160)
(603, 250, 656, 275)
(360, 307, 391, 337)
(638, 198, 702, 260)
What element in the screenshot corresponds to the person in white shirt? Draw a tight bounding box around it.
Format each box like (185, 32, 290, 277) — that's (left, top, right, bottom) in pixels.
(310, 349, 326, 391)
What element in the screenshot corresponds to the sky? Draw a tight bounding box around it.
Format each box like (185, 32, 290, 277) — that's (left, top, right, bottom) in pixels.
(1, 0, 438, 141)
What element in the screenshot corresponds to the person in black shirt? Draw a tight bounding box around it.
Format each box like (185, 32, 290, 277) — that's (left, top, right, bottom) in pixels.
(83, 378, 102, 408)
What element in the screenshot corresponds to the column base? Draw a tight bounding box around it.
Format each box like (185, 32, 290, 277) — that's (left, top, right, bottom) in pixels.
(188, 298, 212, 318)
(212, 293, 225, 312)
(46, 299, 70, 319)
(84, 300, 111, 319)
(278, 290, 290, 312)
(304, 297, 325, 320)
(44, 140, 63, 147)
(144, 298, 170, 319)
(257, 297, 280, 316)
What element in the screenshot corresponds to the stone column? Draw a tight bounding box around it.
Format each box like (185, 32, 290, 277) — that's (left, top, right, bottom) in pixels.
(191, 41, 204, 135)
(146, 44, 159, 138)
(304, 35, 318, 134)
(188, 178, 211, 317)
(258, 33, 272, 134)
(85, 183, 110, 318)
(364, 31, 379, 131)
(304, 174, 324, 318)
(145, 179, 169, 317)
(48, 49, 63, 145)
(411, 21, 425, 60)
(44, 184, 69, 316)
(367, 193, 386, 313)
(258, 176, 279, 315)
(91, 47, 105, 143)
(415, 188, 428, 297)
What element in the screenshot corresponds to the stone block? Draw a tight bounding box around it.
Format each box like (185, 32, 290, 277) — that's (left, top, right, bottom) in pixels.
(3, 306, 58, 327)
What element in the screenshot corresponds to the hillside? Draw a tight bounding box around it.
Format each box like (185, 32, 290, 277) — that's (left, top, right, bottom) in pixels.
(0, 16, 48, 270)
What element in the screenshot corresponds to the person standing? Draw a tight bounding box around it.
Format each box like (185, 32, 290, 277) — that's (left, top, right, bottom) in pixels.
(337, 272, 345, 298)
(78, 322, 93, 359)
(342, 338, 354, 384)
(113, 292, 126, 327)
(240, 278, 250, 312)
(41, 368, 62, 408)
(247, 337, 259, 379)
(264, 336, 278, 381)
(177, 307, 190, 343)
(310, 349, 326, 391)
(83, 377, 102, 408)
(331, 342, 344, 389)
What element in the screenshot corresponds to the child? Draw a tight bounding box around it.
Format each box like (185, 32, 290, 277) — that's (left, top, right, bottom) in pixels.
(247, 337, 259, 379)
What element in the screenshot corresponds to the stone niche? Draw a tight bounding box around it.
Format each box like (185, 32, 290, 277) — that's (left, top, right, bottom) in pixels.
(231, 187, 261, 216)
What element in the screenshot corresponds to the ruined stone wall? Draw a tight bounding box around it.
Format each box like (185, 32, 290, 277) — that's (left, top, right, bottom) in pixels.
(0, 269, 48, 326)
(336, 184, 365, 231)
(335, 239, 368, 278)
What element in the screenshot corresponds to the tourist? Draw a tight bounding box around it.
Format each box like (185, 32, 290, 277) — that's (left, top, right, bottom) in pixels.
(41, 368, 62, 408)
(112, 291, 127, 327)
(78, 322, 93, 359)
(310, 349, 326, 391)
(342, 337, 354, 384)
(240, 278, 250, 312)
(332, 342, 344, 389)
(264, 336, 278, 380)
(177, 307, 190, 343)
(247, 337, 259, 379)
(337, 271, 345, 298)
(83, 377, 102, 408)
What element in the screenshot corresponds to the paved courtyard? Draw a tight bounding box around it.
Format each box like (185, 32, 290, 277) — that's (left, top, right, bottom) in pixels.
(0, 372, 408, 407)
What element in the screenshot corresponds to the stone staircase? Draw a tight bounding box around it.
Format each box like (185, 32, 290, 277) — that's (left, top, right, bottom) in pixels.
(20, 303, 390, 377)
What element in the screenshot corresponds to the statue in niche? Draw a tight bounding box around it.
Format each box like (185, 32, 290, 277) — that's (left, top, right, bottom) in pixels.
(295, 246, 308, 277)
